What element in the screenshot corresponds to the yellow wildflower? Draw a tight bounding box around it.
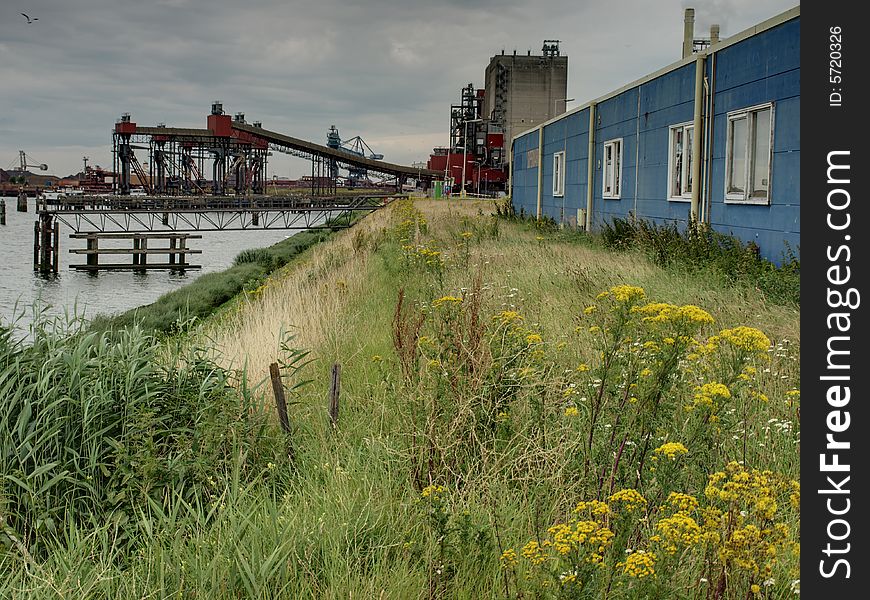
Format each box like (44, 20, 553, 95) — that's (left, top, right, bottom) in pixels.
(432, 295, 462, 308)
(653, 442, 688, 460)
(719, 326, 771, 353)
(421, 484, 444, 498)
(618, 551, 656, 578)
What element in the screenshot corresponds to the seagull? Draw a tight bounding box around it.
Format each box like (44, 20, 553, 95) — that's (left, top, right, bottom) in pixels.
(20, 13, 39, 24)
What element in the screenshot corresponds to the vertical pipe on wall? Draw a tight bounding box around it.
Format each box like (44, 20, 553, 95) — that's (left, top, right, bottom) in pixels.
(585, 103, 596, 231)
(690, 55, 705, 223)
(536, 127, 544, 219)
(704, 51, 717, 224)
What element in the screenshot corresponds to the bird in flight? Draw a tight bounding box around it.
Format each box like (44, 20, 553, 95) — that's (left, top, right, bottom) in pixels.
(20, 13, 39, 24)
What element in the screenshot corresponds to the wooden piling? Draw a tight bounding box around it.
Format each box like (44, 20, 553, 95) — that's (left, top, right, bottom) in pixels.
(269, 362, 292, 434)
(17, 192, 27, 212)
(328, 363, 341, 428)
(1, 200, 5, 225)
(33, 221, 39, 270)
(52, 221, 59, 272)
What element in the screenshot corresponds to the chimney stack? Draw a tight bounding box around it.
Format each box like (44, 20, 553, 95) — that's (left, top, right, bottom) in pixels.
(683, 8, 695, 58)
(710, 24, 720, 46)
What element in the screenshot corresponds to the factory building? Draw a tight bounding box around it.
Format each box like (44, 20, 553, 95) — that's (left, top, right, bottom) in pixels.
(484, 42, 569, 157)
(510, 6, 800, 265)
(429, 41, 569, 194)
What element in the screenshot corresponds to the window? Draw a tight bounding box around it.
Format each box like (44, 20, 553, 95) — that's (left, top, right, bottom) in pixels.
(668, 122, 694, 200)
(602, 139, 622, 199)
(553, 151, 565, 197)
(725, 103, 774, 204)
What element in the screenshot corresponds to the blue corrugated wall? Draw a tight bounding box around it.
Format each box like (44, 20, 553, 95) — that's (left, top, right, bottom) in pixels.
(510, 14, 799, 265)
(707, 18, 800, 263)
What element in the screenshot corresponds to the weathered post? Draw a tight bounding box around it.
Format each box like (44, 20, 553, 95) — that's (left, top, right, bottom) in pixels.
(52, 221, 59, 273)
(17, 191, 27, 212)
(33, 221, 39, 269)
(37, 213, 54, 273)
(1, 200, 6, 225)
(132, 236, 140, 266)
(328, 363, 341, 428)
(269, 362, 292, 434)
(87, 235, 98, 267)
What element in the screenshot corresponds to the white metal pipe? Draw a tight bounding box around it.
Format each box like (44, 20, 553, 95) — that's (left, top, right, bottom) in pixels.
(690, 55, 705, 223)
(585, 103, 596, 231)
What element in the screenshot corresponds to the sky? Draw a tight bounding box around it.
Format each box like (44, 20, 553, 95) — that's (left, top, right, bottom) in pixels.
(1, 0, 797, 178)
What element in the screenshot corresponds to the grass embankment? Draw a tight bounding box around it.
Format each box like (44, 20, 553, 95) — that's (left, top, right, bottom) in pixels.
(90, 229, 334, 333)
(1, 199, 800, 599)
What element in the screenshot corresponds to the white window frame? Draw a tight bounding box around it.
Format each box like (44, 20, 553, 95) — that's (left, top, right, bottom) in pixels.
(602, 138, 623, 199)
(553, 151, 565, 197)
(724, 102, 775, 205)
(667, 122, 694, 202)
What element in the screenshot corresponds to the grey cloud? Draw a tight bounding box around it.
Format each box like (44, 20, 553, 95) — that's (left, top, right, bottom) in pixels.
(1, 0, 796, 176)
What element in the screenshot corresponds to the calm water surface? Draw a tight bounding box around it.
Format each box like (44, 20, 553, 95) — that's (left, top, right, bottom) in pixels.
(0, 196, 301, 334)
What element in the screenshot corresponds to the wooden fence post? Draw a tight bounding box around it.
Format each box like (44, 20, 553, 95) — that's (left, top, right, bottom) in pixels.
(328, 363, 341, 428)
(269, 362, 292, 434)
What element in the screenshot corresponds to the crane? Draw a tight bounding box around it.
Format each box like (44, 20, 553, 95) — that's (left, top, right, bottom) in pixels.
(325, 125, 383, 187)
(19, 150, 48, 173)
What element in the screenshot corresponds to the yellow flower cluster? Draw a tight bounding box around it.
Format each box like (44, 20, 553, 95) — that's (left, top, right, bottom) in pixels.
(618, 551, 656, 578)
(521, 540, 548, 565)
(421, 484, 445, 498)
(634, 302, 714, 326)
(609, 285, 647, 303)
(653, 442, 689, 460)
(718, 326, 771, 353)
(547, 520, 614, 560)
(608, 489, 648, 514)
(564, 406, 580, 417)
(665, 492, 699, 513)
(500, 548, 518, 567)
(717, 523, 789, 575)
(432, 295, 462, 308)
(691, 382, 731, 411)
(572, 500, 610, 519)
(526, 333, 543, 345)
(705, 462, 781, 520)
(495, 310, 524, 325)
(655, 512, 702, 554)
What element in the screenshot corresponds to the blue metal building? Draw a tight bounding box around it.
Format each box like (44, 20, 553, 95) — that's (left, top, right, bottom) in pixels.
(510, 7, 799, 264)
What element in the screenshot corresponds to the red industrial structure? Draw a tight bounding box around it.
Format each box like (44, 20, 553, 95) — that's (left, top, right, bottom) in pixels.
(112, 103, 440, 197)
(427, 84, 507, 195)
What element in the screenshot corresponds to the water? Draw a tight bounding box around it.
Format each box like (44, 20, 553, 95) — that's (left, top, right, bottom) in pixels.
(0, 196, 303, 332)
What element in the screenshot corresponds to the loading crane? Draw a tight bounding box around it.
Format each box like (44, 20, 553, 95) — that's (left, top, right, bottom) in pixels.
(326, 125, 383, 187)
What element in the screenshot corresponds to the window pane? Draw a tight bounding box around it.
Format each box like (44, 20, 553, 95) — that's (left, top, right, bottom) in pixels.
(604, 145, 612, 194)
(613, 141, 621, 196)
(728, 117, 747, 194)
(751, 109, 771, 199)
(685, 127, 694, 194)
(671, 129, 683, 196)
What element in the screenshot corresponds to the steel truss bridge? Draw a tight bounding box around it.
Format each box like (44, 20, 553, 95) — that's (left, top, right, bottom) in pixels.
(43, 194, 390, 233)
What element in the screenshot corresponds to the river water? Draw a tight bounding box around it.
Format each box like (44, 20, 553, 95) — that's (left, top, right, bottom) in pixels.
(0, 196, 300, 334)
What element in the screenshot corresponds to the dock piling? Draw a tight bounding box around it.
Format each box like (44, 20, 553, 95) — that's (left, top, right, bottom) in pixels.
(1, 200, 5, 225)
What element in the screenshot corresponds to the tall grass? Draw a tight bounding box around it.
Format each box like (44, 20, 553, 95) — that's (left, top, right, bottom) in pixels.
(0, 313, 287, 563)
(1, 199, 800, 599)
(91, 228, 334, 334)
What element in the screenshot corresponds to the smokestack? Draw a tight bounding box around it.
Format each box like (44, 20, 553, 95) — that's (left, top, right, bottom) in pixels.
(710, 24, 720, 46)
(683, 8, 695, 58)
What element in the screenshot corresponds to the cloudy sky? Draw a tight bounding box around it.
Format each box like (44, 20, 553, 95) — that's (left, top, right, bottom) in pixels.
(1, 0, 796, 178)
